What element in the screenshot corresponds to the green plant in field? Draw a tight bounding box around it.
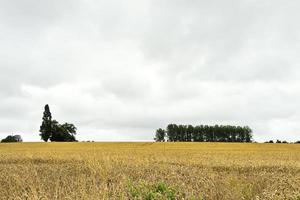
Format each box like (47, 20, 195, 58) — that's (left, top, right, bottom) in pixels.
(128, 181, 178, 200)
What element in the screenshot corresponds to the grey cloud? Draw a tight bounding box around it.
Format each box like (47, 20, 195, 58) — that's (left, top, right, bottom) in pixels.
(1, 0, 300, 142)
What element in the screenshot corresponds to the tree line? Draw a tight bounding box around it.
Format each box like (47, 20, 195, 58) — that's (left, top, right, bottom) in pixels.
(155, 124, 253, 142)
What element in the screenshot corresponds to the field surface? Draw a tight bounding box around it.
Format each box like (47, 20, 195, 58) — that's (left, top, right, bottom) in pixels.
(0, 142, 299, 200)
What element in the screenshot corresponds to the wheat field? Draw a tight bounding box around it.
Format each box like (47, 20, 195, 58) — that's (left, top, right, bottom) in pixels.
(0, 142, 299, 200)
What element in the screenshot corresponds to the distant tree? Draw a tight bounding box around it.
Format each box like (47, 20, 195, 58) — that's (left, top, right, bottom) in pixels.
(295, 141, 300, 144)
(50, 121, 77, 142)
(236, 126, 244, 142)
(13, 135, 22, 142)
(282, 141, 288, 144)
(173, 124, 180, 141)
(276, 139, 282, 143)
(206, 125, 214, 142)
(192, 125, 204, 142)
(186, 125, 193, 142)
(229, 126, 237, 142)
(178, 125, 186, 141)
(1, 134, 23, 143)
(216, 125, 226, 142)
(244, 126, 253, 143)
(39, 105, 77, 142)
(155, 128, 165, 142)
(214, 125, 220, 142)
(166, 124, 176, 142)
(39, 104, 52, 142)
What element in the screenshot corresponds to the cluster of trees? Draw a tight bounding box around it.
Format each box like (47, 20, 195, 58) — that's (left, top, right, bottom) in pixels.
(39, 105, 77, 142)
(264, 140, 300, 144)
(1, 134, 22, 143)
(265, 140, 288, 144)
(155, 124, 253, 142)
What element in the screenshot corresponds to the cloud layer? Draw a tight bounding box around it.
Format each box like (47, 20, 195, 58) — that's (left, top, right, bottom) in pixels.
(1, 0, 300, 141)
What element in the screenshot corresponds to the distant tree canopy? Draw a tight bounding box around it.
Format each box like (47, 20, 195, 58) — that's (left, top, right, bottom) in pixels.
(1, 135, 23, 143)
(155, 128, 165, 142)
(40, 105, 77, 142)
(155, 124, 253, 142)
(265, 140, 274, 143)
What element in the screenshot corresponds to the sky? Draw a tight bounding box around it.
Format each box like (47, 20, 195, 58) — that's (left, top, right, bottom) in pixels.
(1, 0, 300, 142)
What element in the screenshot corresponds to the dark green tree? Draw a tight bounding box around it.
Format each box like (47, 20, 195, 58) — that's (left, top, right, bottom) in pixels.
(39, 104, 52, 142)
(244, 126, 253, 142)
(50, 121, 77, 142)
(155, 128, 165, 142)
(192, 126, 200, 142)
(198, 125, 205, 142)
(166, 124, 176, 141)
(178, 125, 186, 141)
(186, 125, 193, 142)
(39, 105, 77, 142)
(1, 134, 23, 143)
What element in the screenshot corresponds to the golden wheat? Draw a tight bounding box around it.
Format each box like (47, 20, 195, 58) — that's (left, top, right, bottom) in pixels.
(0, 142, 299, 200)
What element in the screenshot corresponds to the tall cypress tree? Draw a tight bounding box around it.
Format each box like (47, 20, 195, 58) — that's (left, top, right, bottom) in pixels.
(39, 104, 52, 142)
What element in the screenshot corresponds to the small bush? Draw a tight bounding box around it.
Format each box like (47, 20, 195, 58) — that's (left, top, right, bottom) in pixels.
(264, 140, 274, 143)
(128, 181, 179, 200)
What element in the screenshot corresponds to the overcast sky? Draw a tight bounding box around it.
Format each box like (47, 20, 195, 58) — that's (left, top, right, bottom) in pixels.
(1, 0, 300, 142)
